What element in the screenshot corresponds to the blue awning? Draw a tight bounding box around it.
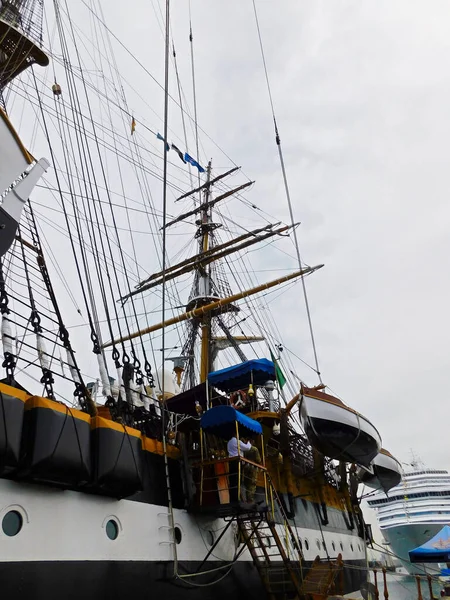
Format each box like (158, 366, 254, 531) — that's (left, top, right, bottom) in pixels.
(409, 526, 450, 563)
(201, 405, 262, 439)
(208, 358, 275, 392)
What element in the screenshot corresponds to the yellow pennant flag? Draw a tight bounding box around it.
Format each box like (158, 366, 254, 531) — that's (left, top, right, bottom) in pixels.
(131, 116, 136, 135)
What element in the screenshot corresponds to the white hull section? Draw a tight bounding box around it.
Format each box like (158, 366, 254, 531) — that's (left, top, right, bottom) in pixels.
(0, 478, 366, 565)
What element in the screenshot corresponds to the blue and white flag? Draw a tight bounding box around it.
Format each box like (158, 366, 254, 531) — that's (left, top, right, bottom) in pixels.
(184, 153, 205, 173)
(156, 132, 170, 152)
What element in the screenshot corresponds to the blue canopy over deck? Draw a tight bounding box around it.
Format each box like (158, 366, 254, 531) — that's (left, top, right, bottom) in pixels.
(200, 405, 262, 439)
(208, 359, 275, 393)
(409, 526, 450, 563)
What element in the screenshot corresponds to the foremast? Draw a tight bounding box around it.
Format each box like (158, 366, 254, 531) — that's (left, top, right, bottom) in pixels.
(110, 167, 324, 391)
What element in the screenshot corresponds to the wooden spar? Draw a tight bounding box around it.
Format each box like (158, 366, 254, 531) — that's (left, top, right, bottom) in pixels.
(103, 264, 324, 348)
(164, 181, 253, 229)
(120, 223, 293, 302)
(175, 166, 240, 202)
(133, 223, 281, 291)
(285, 393, 300, 414)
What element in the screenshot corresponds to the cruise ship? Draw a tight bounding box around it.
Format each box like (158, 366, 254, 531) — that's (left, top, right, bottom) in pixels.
(367, 466, 450, 573)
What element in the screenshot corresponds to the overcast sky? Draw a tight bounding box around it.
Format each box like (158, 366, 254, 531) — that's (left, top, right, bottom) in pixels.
(152, 1, 450, 470)
(11, 0, 450, 532)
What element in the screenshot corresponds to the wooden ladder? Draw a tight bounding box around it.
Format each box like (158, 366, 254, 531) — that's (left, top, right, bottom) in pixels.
(237, 513, 304, 600)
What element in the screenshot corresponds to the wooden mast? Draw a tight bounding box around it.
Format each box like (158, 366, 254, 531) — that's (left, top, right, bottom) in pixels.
(199, 161, 212, 382)
(107, 164, 325, 386)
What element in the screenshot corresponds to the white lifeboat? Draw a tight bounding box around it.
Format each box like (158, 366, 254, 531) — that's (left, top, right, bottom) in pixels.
(299, 385, 381, 467)
(359, 448, 402, 493)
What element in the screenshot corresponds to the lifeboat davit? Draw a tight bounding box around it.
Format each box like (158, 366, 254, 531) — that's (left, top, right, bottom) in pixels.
(359, 448, 402, 493)
(299, 385, 381, 467)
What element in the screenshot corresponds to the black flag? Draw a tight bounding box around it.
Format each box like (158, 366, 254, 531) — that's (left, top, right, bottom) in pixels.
(171, 143, 186, 163)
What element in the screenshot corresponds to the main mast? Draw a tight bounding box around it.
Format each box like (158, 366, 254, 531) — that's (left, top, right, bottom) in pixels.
(197, 161, 214, 381)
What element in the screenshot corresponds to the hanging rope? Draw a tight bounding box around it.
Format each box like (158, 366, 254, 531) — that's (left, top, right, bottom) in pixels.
(188, 6, 202, 198)
(173, 41, 194, 189)
(251, 0, 322, 384)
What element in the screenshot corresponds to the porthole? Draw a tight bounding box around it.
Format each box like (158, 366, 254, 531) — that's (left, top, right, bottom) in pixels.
(322, 541, 326, 551)
(357, 543, 361, 551)
(206, 530, 215, 546)
(174, 526, 182, 544)
(350, 543, 354, 552)
(305, 538, 309, 550)
(332, 541, 336, 552)
(316, 539, 321, 550)
(339, 541, 343, 551)
(106, 519, 119, 540)
(263, 536, 272, 548)
(298, 538, 303, 550)
(2, 510, 22, 537)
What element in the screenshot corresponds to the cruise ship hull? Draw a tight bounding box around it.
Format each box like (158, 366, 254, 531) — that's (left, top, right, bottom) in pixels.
(0, 478, 367, 599)
(382, 523, 445, 575)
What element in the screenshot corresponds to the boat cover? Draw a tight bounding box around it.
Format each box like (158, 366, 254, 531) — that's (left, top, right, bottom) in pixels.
(409, 525, 450, 562)
(200, 405, 262, 438)
(208, 359, 275, 392)
(164, 382, 208, 415)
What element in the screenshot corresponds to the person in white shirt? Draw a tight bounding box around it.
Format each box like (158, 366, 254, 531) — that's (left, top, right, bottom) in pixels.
(227, 436, 251, 458)
(227, 436, 251, 503)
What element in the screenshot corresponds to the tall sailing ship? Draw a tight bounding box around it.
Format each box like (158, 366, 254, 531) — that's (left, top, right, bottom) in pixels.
(0, 1, 399, 598)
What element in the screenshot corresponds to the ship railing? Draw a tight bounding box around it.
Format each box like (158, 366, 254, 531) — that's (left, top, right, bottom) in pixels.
(370, 567, 439, 600)
(190, 455, 270, 514)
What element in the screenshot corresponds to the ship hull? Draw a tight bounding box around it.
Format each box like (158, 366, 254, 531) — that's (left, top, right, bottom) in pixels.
(0, 558, 367, 600)
(382, 523, 446, 574)
(0, 478, 367, 598)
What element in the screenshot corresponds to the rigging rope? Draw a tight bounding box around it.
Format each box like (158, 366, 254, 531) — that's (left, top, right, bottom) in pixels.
(251, 0, 322, 384)
(159, 0, 179, 580)
(188, 13, 201, 198)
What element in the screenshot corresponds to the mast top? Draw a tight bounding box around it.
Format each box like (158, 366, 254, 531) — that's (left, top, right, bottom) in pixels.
(0, 0, 48, 92)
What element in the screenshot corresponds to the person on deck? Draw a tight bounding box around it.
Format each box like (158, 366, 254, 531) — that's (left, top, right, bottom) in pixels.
(243, 440, 261, 503)
(227, 435, 251, 502)
(227, 435, 251, 457)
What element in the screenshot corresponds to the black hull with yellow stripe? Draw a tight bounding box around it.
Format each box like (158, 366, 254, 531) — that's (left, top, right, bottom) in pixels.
(0, 382, 368, 600)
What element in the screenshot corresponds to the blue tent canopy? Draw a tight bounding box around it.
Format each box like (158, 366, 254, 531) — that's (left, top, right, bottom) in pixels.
(409, 526, 450, 563)
(200, 405, 262, 439)
(208, 358, 275, 393)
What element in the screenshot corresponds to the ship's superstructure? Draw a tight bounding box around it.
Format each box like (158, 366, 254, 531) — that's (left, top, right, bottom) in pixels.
(368, 467, 450, 573)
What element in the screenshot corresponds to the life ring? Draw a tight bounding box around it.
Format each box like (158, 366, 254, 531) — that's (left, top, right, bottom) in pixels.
(230, 389, 248, 409)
